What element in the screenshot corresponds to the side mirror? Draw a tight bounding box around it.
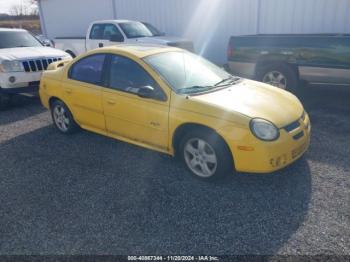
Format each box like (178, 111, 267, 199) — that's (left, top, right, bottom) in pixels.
(110, 34, 124, 42)
(137, 86, 155, 99)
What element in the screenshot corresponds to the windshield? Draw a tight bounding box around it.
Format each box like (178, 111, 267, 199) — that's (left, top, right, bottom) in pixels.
(144, 51, 238, 94)
(0, 31, 43, 49)
(119, 22, 153, 39)
(142, 22, 163, 36)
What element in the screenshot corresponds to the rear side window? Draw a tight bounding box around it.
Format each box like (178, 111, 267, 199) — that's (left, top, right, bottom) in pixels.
(69, 54, 106, 85)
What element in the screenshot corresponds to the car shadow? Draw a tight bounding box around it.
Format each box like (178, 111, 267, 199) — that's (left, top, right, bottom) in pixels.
(0, 125, 311, 255)
(0, 95, 46, 125)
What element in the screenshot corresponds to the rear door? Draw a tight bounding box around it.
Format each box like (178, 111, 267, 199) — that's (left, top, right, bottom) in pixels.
(86, 23, 125, 51)
(62, 53, 107, 132)
(298, 36, 350, 84)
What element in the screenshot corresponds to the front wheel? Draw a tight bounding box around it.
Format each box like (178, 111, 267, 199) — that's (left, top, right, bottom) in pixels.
(51, 100, 79, 134)
(179, 131, 233, 181)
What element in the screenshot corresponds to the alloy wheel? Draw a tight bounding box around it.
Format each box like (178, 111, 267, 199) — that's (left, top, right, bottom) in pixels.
(263, 71, 287, 89)
(184, 138, 218, 178)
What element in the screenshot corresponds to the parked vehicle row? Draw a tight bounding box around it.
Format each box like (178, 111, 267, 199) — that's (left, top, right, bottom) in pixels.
(39, 45, 311, 179)
(227, 34, 350, 92)
(0, 23, 313, 180)
(54, 20, 195, 58)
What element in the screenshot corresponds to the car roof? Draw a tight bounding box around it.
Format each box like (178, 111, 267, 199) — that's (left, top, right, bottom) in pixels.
(92, 44, 183, 58)
(0, 28, 27, 32)
(92, 19, 141, 24)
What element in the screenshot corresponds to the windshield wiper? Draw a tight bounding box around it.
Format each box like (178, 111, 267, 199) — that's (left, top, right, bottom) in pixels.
(178, 85, 212, 94)
(214, 76, 240, 87)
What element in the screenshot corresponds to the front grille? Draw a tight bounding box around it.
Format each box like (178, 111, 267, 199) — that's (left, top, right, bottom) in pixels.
(284, 120, 301, 132)
(293, 131, 304, 140)
(22, 57, 62, 72)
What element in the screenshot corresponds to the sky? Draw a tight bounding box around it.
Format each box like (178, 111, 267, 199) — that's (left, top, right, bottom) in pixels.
(0, 0, 25, 14)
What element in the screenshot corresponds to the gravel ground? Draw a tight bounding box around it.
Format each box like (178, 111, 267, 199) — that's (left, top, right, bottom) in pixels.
(0, 86, 349, 256)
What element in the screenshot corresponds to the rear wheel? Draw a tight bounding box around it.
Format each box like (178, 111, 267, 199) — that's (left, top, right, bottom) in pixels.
(179, 130, 233, 181)
(50, 100, 79, 134)
(257, 63, 299, 93)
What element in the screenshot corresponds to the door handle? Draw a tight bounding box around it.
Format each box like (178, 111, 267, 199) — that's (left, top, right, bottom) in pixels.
(99, 43, 104, 48)
(107, 99, 116, 105)
(65, 88, 72, 94)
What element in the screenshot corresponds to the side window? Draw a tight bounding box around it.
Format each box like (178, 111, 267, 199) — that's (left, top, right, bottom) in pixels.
(69, 54, 106, 85)
(108, 55, 165, 100)
(103, 24, 123, 41)
(90, 24, 105, 40)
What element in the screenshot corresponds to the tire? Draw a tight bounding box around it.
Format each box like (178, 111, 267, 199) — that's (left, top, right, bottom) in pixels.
(66, 50, 76, 58)
(179, 130, 233, 181)
(50, 100, 79, 134)
(0, 93, 12, 110)
(257, 63, 299, 93)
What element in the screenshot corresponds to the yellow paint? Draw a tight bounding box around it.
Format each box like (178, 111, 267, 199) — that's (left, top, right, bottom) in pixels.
(39, 45, 311, 174)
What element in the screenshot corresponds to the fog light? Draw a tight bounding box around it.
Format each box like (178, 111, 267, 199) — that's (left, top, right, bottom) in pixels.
(9, 76, 16, 83)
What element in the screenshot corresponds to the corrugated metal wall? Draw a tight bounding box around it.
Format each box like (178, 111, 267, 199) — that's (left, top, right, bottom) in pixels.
(40, 0, 350, 64)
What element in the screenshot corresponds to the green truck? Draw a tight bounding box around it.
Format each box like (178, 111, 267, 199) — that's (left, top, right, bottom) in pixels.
(227, 34, 350, 92)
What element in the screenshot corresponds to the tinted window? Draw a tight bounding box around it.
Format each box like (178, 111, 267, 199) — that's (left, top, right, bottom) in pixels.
(108, 55, 165, 99)
(0, 31, 42, 49)
(69, 54, 106, 85)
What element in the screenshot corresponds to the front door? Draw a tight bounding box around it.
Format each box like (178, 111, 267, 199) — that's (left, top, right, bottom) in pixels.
(102, 54, 170, 150)
(86, 23, 124, 51)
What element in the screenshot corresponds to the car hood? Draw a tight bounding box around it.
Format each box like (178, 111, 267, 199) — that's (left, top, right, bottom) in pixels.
(185, 79, 304, 128)
(0, 46, 69, 61)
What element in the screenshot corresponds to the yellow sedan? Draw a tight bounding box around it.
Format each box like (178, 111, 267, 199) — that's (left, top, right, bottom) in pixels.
(39, 45, 311, 180)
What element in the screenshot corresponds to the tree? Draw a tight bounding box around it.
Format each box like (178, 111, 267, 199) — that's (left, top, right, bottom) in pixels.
(9, 0, 38, 17)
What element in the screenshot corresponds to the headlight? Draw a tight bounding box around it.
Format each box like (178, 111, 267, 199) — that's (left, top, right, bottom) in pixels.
(0, 60, 24, 73)
(250, 118, 280, 141)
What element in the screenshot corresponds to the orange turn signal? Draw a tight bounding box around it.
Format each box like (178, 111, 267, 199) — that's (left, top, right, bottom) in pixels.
(237, 146, 255, 151)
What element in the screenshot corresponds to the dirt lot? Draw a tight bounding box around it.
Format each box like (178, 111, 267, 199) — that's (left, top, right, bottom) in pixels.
(0, 19, 41, 34)
(0, 85, 349, 256)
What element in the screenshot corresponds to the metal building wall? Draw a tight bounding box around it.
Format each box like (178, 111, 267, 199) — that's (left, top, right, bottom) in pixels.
(114, 0, 258, 63)
(39, 0, 350, 64)
(40, 0, 115, 39)
(259, 0, 350, 34)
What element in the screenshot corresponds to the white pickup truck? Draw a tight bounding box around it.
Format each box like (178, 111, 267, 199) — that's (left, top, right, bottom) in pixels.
(0, 28, 71, 109)
(54, 20, 194, 58)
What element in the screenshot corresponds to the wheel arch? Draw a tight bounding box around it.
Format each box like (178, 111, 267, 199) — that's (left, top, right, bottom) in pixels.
(255, 56, 299, 80)
(172, 123, 234, 163)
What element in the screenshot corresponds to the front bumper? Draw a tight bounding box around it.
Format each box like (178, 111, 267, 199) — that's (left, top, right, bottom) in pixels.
(0, 71, 42, 94)
(231, 113, 311, 173)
